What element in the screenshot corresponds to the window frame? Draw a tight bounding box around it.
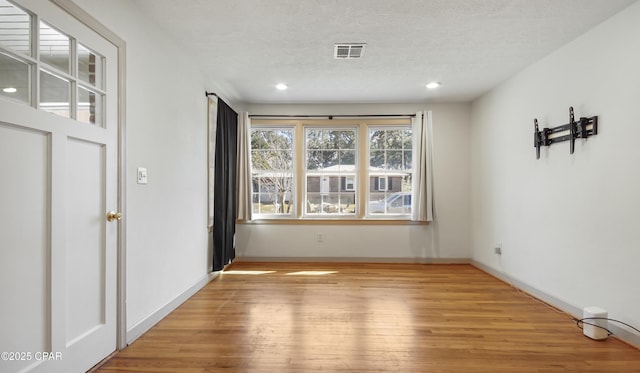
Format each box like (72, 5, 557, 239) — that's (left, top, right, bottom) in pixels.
(302, 125, 358, 218)
(366, 125, 414, 218)
(249, 118, 414, 222)
(249, 125, 297, 219)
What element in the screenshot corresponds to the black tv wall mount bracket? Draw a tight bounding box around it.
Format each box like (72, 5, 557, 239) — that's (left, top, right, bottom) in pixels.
(533, 107, 598, 159)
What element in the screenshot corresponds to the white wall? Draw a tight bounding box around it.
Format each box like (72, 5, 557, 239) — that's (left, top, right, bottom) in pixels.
(239, 103, 471, 261)
(470, 1, 640, 340)
(73, 0, 231, 337)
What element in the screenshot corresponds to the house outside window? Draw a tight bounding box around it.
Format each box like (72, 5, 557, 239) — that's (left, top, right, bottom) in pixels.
(305, 128, 357, 216)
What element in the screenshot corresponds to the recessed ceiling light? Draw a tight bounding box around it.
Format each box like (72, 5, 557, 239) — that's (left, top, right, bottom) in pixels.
(3, 87, 17, 93)
(275, 83, 288, 90)
(426, 82, 441, 89)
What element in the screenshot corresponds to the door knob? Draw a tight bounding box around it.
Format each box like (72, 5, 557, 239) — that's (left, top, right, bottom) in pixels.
(107, 211, 122, 222)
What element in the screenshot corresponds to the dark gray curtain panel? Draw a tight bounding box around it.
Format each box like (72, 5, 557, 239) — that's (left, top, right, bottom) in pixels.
(213, 99, 237, 271)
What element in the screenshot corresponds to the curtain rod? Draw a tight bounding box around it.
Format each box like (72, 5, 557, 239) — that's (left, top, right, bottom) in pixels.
(205, 91, 218, 97)
(249, 114, 417, 119)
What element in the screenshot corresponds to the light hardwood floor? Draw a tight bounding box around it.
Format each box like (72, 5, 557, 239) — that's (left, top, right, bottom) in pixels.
(96, 262, 640, 372)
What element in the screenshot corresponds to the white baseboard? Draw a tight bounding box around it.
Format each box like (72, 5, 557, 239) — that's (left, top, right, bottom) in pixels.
(235, 256, 471, 264)
(126, 271, 219, 345)
(471, 260, 640, 349)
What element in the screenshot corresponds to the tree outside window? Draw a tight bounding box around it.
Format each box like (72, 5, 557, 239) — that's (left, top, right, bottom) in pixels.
(250, 128, 294, 216)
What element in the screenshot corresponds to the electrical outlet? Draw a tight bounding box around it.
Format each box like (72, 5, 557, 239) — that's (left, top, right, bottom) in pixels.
(317, 233, 324, 243)
(494, 243, 502, 255)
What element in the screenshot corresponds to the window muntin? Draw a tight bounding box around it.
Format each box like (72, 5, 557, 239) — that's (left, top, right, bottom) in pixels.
(250, 128, 295, 217)
(304, 128, 357, 216)
(367, 127, 413, 216)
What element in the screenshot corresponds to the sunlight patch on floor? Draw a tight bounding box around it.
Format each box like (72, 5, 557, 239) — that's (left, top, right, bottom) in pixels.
(285, 271, 338, 276)
(223, 270, 277, 275)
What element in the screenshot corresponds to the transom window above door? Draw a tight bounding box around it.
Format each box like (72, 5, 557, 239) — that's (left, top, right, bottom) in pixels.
(0, 0, 106, 126)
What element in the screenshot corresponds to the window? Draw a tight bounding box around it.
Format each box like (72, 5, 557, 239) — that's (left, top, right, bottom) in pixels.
(250, 128, 295, 217)
(250, 119, 413, 220)
(0, 0, 31, 104)
(344, 176, 355, 191)
(0, 52, 30, 104)
(0, 0, 106, 126)
(376, 176, 388, 191)
(39, 69, 70, 117)
(39, 21, 70, 73)
(305, 128, 357, 216)
(368, 127, 413, 216)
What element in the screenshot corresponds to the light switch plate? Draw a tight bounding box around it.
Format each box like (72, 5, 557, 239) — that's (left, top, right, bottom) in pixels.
(137, 167, 148, 184)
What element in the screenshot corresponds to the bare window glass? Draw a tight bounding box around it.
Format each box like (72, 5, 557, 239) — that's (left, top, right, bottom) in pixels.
(78, 86, 103, 126)
(305, 128, 357, 216)
(40, 69, 69, 117)
(0, 52, 29, 104)
(250, 128, 295, 217)
(78, 43, 103, 89)
(368, 127, 413, 216)
(39, 21, 69, 73)
(0, 0, 30, 56)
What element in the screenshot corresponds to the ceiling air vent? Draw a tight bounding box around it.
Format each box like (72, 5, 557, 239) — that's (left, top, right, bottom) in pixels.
(334, 43, 365, 59)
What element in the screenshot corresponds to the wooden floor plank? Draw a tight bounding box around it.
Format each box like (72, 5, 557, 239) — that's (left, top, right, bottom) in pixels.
(95, 263, 640, 372)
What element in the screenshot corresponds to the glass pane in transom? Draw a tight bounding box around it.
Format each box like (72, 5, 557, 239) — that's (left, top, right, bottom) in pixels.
(0, 0, 31, 56)
(0, 52, 30, 104)
(78, 86, 103, 126)
(78, 43, 103, 89)
(39, 21, 69, 73)
(40, 69, 69, 117)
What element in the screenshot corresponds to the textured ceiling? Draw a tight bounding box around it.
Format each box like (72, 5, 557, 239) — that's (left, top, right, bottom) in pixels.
(132, 0, 636, 104)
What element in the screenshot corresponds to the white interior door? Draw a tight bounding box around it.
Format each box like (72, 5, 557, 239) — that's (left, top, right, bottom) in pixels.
(0, 1, 119, 372)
